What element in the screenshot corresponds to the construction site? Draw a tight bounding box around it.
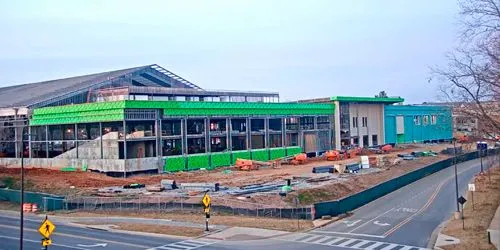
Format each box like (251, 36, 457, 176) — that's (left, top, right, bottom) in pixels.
(0, 64, 460, 213)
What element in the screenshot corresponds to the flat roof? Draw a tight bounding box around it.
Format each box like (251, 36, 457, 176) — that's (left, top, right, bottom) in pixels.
(330, 96, 404, 103)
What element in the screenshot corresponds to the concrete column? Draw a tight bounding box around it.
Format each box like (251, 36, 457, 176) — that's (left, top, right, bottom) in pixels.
(205, 118, 210, 153)
(99, 122, 103, 159)
(314, 116, 319, 155)
(14, 111, 18, 158)
(28, 126, 32, 159)
(45, 125, 49, 158)
(158, 118, 162, 157)
(264, 117, 269, 148)
(182, 118, 187, 155)
(226, 117, 230, 151)
(246, 117, 251, 150)
(123, 120, 127, 160)
(156, 113, 161, 157)
(281, 117, 286, 148)
(334, 101, 341, 150)
(75, 124, 79, 159)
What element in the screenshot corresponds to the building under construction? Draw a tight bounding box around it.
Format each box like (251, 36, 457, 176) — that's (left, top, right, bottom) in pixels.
(0, 64, 334, 175)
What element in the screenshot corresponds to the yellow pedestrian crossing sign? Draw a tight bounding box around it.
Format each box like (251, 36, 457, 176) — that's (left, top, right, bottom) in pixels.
(202, 193, 211, 208)
(42, 239, 52, 246)
(38, 217, 55, 239)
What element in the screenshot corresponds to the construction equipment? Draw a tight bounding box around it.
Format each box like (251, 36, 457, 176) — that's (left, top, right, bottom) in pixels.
(325, 150, 342, 161)
(380, 144, 393, 153)
(235, 159, 271, 171)
(280, 153, 307, 165)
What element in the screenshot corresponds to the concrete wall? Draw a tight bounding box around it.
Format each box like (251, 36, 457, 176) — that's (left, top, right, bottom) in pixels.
(125, 157, 160, 172)
(55, 132, 120, 159)
(0, 157, 128, 172)
(348, 103, 385, 147)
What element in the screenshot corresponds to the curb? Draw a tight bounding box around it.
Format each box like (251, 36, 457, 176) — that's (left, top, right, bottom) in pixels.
(302, 213, 350, 233)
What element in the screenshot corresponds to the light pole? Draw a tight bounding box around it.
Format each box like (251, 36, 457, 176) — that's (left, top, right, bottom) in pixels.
(453, 138, 460, 212)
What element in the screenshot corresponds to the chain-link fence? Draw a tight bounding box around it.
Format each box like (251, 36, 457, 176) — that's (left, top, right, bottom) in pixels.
(47, 196, 312, 219)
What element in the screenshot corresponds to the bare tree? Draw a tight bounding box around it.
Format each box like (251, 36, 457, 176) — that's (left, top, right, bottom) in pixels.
(432, 0, 500, 137)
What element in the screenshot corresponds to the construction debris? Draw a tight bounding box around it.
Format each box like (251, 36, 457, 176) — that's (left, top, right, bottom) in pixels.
(179, 182, 220, 192)
(123, 183, 145, 189)
(312, 166, 334, 174)
(160, 179, 178, 190)
(146, 185, 164, 192)
(345, 163, 361, 173)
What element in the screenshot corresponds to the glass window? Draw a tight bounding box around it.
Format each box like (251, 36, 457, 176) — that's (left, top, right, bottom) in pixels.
(423, 115, 429, 126)
(372, 135, 378, 146)
(31, 126, 47, 141)
(414, 116, 421, 125)
(317, 116, 330, 129)
(352, 117, 358, 128)
(300, 117, 314, 130)
(30, 142, 47, 158)
(362, 117, 368, 127)
(126, 121, 155, 137)
(431, 115, 437, 125)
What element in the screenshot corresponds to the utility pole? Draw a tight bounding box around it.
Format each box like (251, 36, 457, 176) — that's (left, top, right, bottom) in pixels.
(453, 138, 460, 212)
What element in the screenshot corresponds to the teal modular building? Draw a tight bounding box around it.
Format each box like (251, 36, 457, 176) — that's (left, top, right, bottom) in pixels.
(384, 105, 453, 144)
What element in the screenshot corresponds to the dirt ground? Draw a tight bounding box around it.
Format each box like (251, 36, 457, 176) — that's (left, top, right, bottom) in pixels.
(0, 143, 457, 207)
(441, 166, 500, 250)
(53, 210, 314, 232)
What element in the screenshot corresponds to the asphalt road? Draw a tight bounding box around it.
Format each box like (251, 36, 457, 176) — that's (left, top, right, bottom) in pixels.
(1, 155, 496, 250)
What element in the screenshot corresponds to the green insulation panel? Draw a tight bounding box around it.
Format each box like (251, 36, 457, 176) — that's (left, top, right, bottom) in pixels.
(270, 148, 286, 160)
(251, 149, 269, 161)
(164, 156, 186, 172)
(187, 154, 210, 170)
(30, 100, 334, 125)
(210, 152, 231, 169)
(286, 146, 302, 156)
(231, 150, 251, 164)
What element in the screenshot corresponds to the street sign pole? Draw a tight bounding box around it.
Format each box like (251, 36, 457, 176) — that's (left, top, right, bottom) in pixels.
(458, 196, 467, 230)
(461, 203, 465, 230)
(205, 213, 209, 232)
(453, 139, 460, 212)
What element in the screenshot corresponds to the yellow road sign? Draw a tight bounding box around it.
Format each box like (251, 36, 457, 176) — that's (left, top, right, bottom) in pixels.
(42, 239, 52, 247)
(202, 193, 211, 208)
(38, 218, 55, 239)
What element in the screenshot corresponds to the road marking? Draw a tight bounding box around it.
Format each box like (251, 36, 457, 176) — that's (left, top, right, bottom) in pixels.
(314, 230, 386, 238)
(343, 219, 362, 227)
(77, 243, 107, 248)
(382, 162, 481, 237)
(0, 235, 90, 250)
(347, 208, 395, 233)
(0, 224, 148, 248)
(147, 239, 217, 250)
(373, 221, 390, 226)
(277, 233, 428, 249)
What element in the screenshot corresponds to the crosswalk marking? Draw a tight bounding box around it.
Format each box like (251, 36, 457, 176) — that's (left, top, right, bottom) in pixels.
(276, 233, 429, 250)
(365, 242, 384, 250)
(147, 239, 217, 250)
(380, 243, 399, 250)
(337, 239, 356, 247)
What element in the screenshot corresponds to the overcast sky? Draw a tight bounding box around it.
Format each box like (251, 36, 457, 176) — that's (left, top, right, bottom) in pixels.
(0, 0, 460, 104)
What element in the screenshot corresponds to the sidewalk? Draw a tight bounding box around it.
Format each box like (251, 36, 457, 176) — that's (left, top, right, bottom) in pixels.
(487, 204, 500, 249)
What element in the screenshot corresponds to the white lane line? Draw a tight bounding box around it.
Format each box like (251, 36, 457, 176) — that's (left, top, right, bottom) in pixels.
(0, 235, 91, 250)
(398, 246, 414, 250)
(154, 247, 184, 250)
(174, 242, 201, 247)
(313, 230, 386, 238)
(347, 208, 395, 233)
(169, 243, 193, 249)
(380, 243, 399, 250)
(336, 238, 358, 247)
(147, 239, 218, 250)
